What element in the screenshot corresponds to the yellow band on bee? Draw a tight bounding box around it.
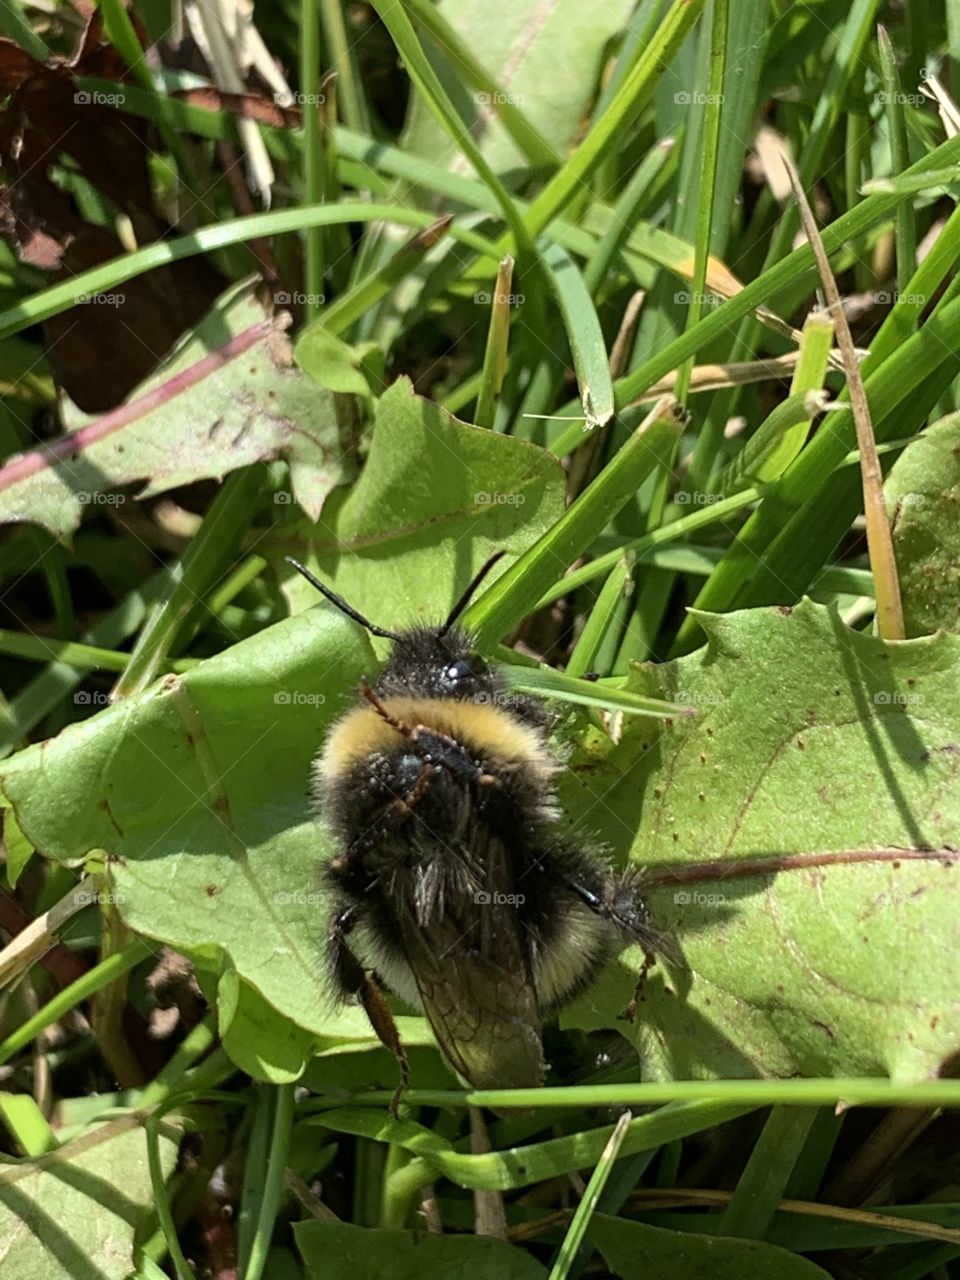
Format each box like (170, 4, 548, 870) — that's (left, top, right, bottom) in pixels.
(318, 696, 554, 783)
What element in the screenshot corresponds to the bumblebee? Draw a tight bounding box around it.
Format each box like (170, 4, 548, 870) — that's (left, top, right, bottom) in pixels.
(287, 553, 657, 1104)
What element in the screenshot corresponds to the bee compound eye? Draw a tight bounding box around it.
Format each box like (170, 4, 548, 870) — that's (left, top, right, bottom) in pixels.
(444, 659, 474, 683)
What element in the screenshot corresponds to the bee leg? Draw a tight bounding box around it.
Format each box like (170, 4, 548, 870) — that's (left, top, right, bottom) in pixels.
(559, 870, 658, 1022)
(408, 728, 500, 788)
(328, 905, 410, 1115)
(331, 763, 436, 873)
(360, 685, 499, 787)
(620, 950, 656, 1024)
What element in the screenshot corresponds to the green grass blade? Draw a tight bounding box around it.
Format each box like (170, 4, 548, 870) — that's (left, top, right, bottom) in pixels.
(861, 168, 960, 196)
(729, 292, 960, 616)
(0, 939, 153, 1067)
(548, 1111, 632, 1280)
(333, 1099, 756, 1191)
(0, 575, 167, 756)
(717, 1107, 818, 1238)
(301, 0, 325, 311)
(474, 256, 515, 428)
(583, 140, 675, 296)
(0, 202, 502, 341)
(368, 0, 531, 257)
(609, 129, 960, 415)
(877, 26, 918, 289)
(521, 0, 706, 240)
(0, 0, 49, 59)
(146, 1108, 193, 1280)
(674, 0, 728, 406)
(535, 485, 761, 608)
(308, 215, 453, 338)
(319, 0, 370, 131)
(566, 555, 635, 678)
(502, 663, 691, 719)
(711, 311, 834, 496)
(115, 466, 267, 696)
(463, 398, 684, 647)
(541, 240, 614, 429)
(245, 1083, 296, 1280)
(0, 1093, 58, 1155)
(467, 1080, 960, 1109)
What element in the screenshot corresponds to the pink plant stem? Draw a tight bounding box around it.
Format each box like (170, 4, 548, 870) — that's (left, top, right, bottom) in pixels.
(0, 318, 273, 494)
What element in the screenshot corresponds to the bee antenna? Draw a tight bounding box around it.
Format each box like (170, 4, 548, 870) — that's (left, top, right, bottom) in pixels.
(438, 551, 507, 637)
(284, 557, 402, 641)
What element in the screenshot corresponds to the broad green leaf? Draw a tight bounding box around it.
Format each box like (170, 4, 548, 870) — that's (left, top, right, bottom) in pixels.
(0, 279, 354, 539)
(296, 1222, 547, 1279)
(0, 1120, 179, 1280)
(587, 1214, 831, 1280)
(294, 327, 379, 397)
(562, 600, 960, 1082)
(885, 414, 960, 637)
(216, 974, 318, 1083)
(289, 377, 566, 629)
(0, 607, 371, 1043)
(3, 806, 33, 887)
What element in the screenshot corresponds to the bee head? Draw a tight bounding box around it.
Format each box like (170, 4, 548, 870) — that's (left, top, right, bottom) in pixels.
(376, 625, 493, 701)
(285, 553, 507, 702)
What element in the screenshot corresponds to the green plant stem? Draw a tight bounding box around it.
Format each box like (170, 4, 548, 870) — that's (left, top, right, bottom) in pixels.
(115, 467, 267, 696)
(878, 24, 918, 289)
(0, 939, 153, 1067)
(301, 0, 324, 310)
(319, 0, 367, 131)
(245, 1084, 295, 1280)
(675, 0, 728, 408)
(138, 1014, 219, 1109)
(474, 256, 515, 427)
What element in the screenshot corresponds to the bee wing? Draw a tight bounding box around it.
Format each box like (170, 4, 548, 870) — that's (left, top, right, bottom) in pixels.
(394, 834, 546, 1090)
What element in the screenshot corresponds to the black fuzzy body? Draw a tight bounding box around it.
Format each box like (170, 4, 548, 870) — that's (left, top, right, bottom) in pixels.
(315, 624, 653, 1090)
